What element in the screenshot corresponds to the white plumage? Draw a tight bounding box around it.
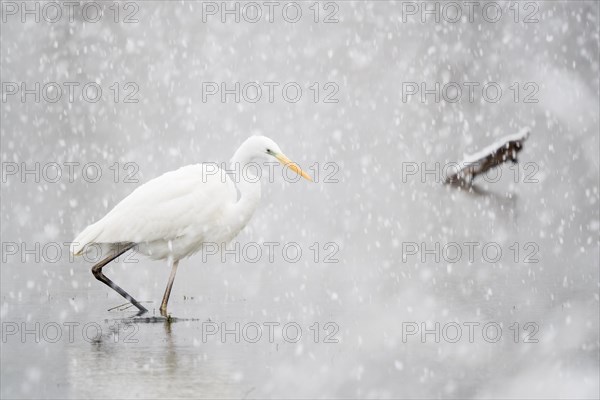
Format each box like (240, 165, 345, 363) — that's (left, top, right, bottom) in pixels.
(71, 164, 239, 260)
(71, 136, 312, 315)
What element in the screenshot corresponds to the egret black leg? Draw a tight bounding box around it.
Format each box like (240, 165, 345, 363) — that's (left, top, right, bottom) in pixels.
(160, 259, 179, 316)
(91, 244, 148, 314)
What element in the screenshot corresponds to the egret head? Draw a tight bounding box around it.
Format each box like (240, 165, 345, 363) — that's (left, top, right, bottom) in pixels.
(236, 136, 313, 181)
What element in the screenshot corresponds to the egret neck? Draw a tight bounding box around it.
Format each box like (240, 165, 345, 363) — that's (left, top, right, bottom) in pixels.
(227, 145, 262, 231)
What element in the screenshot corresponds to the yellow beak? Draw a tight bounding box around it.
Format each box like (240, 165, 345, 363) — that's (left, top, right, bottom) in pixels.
(275, 153, 313, 182)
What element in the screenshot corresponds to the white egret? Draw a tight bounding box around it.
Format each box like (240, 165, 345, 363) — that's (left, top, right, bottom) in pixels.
(71, 136, 312, 316)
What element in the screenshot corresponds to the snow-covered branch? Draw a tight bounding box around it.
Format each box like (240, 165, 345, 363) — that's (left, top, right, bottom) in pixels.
(445, 128, 531, 186)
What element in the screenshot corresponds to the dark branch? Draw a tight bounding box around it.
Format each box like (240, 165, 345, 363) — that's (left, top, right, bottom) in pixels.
(444, 128, 531, 187)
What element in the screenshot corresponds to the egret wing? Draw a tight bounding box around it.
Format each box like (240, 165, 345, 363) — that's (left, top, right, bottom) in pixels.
(72, 164, 236, 254)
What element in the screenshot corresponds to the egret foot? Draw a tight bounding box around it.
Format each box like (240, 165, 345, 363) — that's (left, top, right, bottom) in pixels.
(159, 305, 169, 317)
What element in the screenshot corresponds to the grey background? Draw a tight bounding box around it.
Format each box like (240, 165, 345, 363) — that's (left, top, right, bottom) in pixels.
(1, 1, 599, 398)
